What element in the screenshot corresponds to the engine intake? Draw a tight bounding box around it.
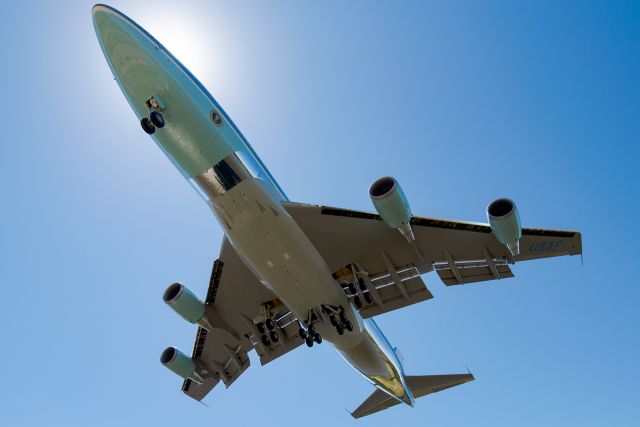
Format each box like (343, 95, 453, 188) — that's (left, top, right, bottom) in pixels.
(487, 198, 522, 256)
(160, 346, 203, 383)
(163, 282, 205, 324)
(369, 176, 414, 242)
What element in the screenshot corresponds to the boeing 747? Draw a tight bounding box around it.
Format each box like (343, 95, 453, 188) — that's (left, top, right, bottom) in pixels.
(93, 4, 582, 418)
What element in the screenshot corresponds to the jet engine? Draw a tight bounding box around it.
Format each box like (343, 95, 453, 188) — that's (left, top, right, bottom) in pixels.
(487, 198, 522, 256)
(369, 176, 414, 242)
(160, 346, 204, 383)
(163, 282, 206, 324)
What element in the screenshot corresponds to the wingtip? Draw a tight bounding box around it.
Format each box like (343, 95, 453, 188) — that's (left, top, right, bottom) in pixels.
(465, 366, 476, 380)
(345, 407, 357, 419)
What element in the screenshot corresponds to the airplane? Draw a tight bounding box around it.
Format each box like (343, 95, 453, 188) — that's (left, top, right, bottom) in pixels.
(92, 4, 582, 418)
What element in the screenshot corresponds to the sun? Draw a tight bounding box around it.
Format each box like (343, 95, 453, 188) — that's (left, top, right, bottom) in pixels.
(141, 6, 228, 85)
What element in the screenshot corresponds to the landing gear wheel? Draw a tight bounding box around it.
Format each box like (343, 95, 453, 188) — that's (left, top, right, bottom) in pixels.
(298, 328, 308, 339)
(358, 278, 366, 290)
(344, 320, 353, 332)
(149, 111, 165, 128)
(330, 316, 338, 327)
(364, 292, 373, 304)
(265, 318, 275, 330)
(269, 330, 279, 343)
(353, 295, 363, 309)
(339, 310, 348, 324)
(256, 322, 266, 334)
(336, 324, 344, 335)
(308, 324, 316, 336)
(347, 282, 356, 295)
(313, 333, 322, 344)
(141, 117, 155, 134)
(305, 336, 314, 347)
(261, 334, 271, 346)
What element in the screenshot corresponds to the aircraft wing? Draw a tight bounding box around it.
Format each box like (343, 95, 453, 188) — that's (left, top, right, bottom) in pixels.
(284, 202, 582, 318)
(181, 238, 304, 401)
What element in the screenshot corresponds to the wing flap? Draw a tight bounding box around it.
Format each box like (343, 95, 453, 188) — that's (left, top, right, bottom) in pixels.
(359, 276, 433, 318)
(434, 259, 514, 286)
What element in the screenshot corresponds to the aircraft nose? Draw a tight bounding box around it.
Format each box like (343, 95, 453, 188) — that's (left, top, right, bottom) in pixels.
(92, 4, 135, 42)
(92, 4, 116, 24)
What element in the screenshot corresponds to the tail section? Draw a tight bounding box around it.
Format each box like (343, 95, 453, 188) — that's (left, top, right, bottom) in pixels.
(350, 373, 474, 419)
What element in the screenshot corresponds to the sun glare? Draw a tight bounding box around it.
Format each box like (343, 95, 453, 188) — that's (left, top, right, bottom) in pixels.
(142, 7, 230, 85)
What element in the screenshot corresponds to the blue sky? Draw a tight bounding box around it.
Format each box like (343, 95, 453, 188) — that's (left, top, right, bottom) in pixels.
(1, 1, 638, 425)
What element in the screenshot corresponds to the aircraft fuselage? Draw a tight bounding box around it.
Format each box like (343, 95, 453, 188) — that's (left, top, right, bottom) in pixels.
(93, 4, 413, 406)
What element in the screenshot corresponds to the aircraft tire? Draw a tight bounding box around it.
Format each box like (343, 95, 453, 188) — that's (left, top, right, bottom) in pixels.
(364, 292, 373, 304)
(261, 334, 270, 346)
(344, 320, 353, 332)
(270, 331, 279, 343)
(347, 283, 356, 294)
(141, 117, 155, 134)
(313, 333, 322, 344)
(339, 310, 348, 324)
(265, 318, 275, 330)
(305, 336, 314, 347)
(150, 111, 165, 128)
(353, 296, 363, 309)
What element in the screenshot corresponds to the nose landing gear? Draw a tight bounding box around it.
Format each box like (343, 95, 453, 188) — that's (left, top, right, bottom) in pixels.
(141, 96, 166, 135)
(140, 111, 165, 134)
(150, 110, 165, 128)
(141, 117, 156, 134)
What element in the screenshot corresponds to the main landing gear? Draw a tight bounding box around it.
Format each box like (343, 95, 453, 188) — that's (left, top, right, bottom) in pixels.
(345, 278, 373, 309)
(299, 324, 323, 348)
(298, 309, 324, 348)
(140, 110, 165, 135)
(325, 305, 353, 336)
(256, 318, 279, 347)
(298, 305, 354, 348)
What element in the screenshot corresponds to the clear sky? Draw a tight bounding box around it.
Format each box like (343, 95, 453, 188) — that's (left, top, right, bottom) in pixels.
(1, 1, 638, 425)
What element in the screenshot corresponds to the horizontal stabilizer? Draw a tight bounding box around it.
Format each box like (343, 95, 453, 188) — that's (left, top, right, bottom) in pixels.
(351, 373, 474, 419)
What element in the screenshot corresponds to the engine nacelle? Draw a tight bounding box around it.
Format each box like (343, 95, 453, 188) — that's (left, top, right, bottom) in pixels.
(160, 346, 204, 383)
(487, 198, 522, 256)
(163, 282, 205, 324)
(369, 176, 414, 242)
